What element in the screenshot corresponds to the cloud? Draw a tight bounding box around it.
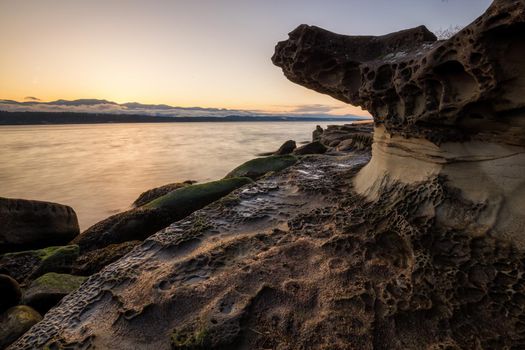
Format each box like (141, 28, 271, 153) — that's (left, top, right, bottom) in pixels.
(24, 96, 41, 101)
(0, 99, 367, 119)
(290, 104, 338, 113)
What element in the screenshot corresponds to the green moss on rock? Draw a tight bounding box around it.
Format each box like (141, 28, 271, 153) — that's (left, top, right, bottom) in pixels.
(0, 305, 42, 348)
(0, 245, 79, 282)
(28, 272, 86, 292)
(22, 272, 87, 314)
(171, 327, 210, 349)
(225, 155, 297, 180)
(145, 177, 253, 210)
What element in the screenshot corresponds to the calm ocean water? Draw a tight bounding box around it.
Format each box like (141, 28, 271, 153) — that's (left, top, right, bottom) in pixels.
(0, 122, 339, 230)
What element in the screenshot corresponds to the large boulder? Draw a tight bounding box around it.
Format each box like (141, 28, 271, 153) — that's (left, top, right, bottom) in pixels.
(0, 245, 79, 283)
(22, 273, 87, 314)
(225, 155, 297, 180)
(0, 274, 21, 314)
(0, 197, 79, 253)
(132, 181, 196, 208)
(0, 305, 41, 349)
(72, 178, 253, 252)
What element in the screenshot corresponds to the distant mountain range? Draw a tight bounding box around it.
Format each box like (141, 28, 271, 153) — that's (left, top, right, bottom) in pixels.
(0, 99, 369, 125)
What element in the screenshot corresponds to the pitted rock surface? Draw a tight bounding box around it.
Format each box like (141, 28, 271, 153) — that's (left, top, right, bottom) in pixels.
(272, 0, 525, 145)
(9, 151, 525, 349)
(274, 0, 525, 248)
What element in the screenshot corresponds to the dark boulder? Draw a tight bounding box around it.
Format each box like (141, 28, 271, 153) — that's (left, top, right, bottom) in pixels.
(257, 140, 297, 156)
(275, 140, 297, 155)
(0, 305, 41, 349)
(0, 197, 79, 253)
(312, 125, 324, 141)
(0, 274, 21, 314)
(293, 141, 327, 155)
(22, 273, 87, 314)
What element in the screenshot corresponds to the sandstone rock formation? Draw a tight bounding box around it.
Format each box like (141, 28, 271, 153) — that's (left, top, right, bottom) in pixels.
(273, 0, 525, 248)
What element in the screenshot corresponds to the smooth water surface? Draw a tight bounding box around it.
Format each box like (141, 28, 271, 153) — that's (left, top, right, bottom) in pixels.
(0, 122, 337, 230)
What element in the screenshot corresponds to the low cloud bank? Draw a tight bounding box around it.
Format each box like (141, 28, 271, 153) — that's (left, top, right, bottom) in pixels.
(0, 99, 369, 119)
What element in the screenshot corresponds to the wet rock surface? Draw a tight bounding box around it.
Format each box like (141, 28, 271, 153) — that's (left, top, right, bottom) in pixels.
(0, 197, 79, 253)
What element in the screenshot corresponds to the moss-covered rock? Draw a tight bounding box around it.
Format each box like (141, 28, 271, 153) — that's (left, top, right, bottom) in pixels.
(132, 180, 196, 207)
(0, 245, 79, 282)
(225, 155, 297, 180)
(146, 177, 253, 209)
(0, 274, 21, 313)
(22, 273, 87, 314)
(0, 305, 42, 349)
(72, 178, 253, 252)
(0, 197, 79, 253)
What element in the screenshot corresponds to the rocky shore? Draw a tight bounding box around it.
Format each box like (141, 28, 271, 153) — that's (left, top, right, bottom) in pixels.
(2, 0, 525, 348)
(0, 121, 370, 348)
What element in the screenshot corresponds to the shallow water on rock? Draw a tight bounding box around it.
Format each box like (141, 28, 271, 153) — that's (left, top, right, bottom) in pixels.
(0, 122, 339, 230)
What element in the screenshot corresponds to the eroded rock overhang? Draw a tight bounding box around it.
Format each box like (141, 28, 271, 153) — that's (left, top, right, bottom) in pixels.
(273, 0, 525, 246)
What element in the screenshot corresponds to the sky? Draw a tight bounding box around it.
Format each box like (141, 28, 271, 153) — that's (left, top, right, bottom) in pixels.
(0, 0, 492, 117)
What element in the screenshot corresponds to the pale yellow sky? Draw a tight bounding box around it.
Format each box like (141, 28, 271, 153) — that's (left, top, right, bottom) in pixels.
(0, 0, 490, 117)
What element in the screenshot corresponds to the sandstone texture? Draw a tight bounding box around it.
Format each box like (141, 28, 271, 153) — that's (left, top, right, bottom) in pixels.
(273, 0, 525, 248)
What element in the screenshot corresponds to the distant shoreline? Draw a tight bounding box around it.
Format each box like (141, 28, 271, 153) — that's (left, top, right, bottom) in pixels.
(0, 111, 366, 126)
